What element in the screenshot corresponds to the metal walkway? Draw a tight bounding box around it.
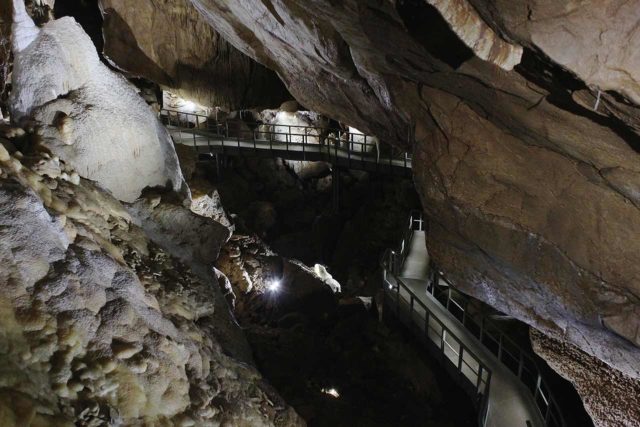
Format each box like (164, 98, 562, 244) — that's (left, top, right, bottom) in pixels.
(162, 109, 412, 176)
(381, 212, 566, 427)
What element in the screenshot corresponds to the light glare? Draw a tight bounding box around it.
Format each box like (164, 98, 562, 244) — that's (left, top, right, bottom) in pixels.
(183, 100, 197, 111)
(267, 280, 280, 292)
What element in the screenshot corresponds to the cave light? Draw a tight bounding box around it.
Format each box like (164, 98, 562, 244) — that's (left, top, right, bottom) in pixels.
(267, 280, 281, 293)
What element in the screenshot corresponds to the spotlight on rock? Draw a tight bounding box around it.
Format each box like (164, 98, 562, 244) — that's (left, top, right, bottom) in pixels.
(183, 100, 197, 111)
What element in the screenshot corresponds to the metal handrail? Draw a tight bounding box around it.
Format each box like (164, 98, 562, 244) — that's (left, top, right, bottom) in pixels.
(162, 108, 331, 133)
(428, 279, 566, 427)
(380, 249, 492, 427)
(384, 211, 567, 427)
(160, 109, 412, 171)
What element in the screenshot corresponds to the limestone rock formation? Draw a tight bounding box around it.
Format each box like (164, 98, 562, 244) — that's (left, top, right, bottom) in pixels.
(98, 0, 290, 110)
(184, 0, 640, 377)
(10, 5, 187, 202)
(0, 134, 303, 425)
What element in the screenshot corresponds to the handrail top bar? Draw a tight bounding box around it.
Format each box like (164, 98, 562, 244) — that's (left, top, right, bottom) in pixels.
(162, 108, 368, 134)
(394, 274, 490, 373)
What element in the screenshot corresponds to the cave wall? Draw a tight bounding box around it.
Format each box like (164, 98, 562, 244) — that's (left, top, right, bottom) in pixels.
(97, 0, 290, 110)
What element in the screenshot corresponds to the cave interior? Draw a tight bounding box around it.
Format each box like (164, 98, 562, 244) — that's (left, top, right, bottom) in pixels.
(0, 0, 638, 426)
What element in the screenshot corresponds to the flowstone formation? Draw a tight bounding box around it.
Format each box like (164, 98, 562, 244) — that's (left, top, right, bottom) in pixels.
(0, 132, 303, 425)
(10, 1, 186, 202)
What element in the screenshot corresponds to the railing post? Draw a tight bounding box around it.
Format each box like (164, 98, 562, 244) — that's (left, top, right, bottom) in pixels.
(545, 401, 551, 424)
(517, 353, 524, 379)
(477, 365, 483, 392)
(410, 295, 414, 320)
(269, 128, 273, 152)
(424, 310, 429, 338)
(458, 346, 464, 371)
(462, 303, 466, 326)
(192, 118, 197, 149)
(533, 374, 542, 401)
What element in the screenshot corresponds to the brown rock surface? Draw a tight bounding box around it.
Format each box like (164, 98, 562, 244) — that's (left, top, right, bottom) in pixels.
(467, 0, 640, 105)
(98, 0, 290, 109)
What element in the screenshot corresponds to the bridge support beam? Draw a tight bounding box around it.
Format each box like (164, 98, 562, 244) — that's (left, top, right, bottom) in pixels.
(208, 153, 228, 181)
(332, 166, 341, 211)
